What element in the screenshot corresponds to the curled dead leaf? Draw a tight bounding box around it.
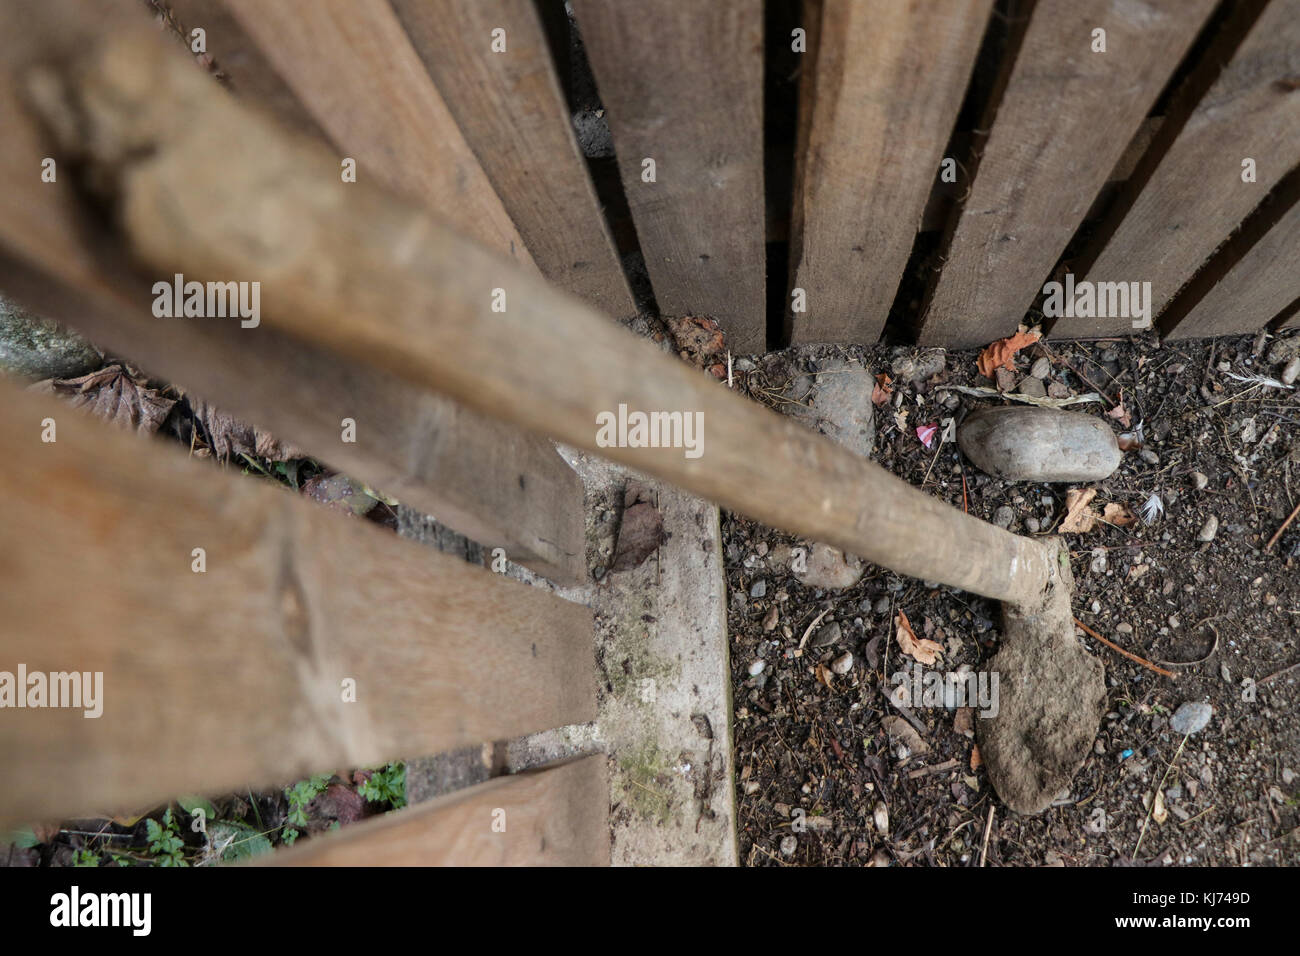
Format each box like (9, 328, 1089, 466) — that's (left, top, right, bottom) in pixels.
(1102, 502, 1138, 527)
(871, 373, 894, 406)
(976, 330, 1041, 379)
(895, 610, 942, 665)
(1060, 487, 1100, 533)
(31, 364, 175, 435)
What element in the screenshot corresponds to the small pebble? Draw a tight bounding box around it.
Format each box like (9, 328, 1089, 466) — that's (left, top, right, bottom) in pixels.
(1100, 349, 1119, 363)
(1116, 622, 1133, 634)
(1197, 515, 1219, 542)
(1170, 701, 1212, 736)
(1192, 471, 1208, 490)
(993, 505, 1014, 529)
(1139, 449, 1160, 466)
(1030, 357, 1051, 379)
(810, 621, 842, 648)
(1282, 355, 1300, 386)
(762, 606, 779, 632)
(1283, 768, 1296, 785)
(749, 579, 767, 598)
(831, 652, 854, 675)
(747, 660, 765, 677)
(780, 835, 798, 857)
(1025, 516, 1040, 533)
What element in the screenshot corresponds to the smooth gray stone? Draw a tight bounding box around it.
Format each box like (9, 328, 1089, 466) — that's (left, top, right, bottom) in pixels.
(958, 406, 1121, 483)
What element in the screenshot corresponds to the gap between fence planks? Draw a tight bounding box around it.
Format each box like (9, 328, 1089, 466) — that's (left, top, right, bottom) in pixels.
(1064, 0, 1300, 338)
(0, 4, 587, 585)
(917, 0, 1215, 349)
(161, 0, 330, 141)
(390, 0, 636, 319)
(35, 21, 1060, 608)
(1163, 172, 1300, 339)
(258, 757, 609, 866)
(220, 0, 534, 268)
(789, 0, 991, 345)
(0, 381, 596, 827)
(571, 0, 767, 354)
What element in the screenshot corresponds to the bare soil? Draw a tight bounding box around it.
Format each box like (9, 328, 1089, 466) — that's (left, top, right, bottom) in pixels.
(726, 330, 1300, 866)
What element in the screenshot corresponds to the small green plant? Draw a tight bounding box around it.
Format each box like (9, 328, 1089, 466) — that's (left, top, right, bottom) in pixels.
(358, 762, 406, 809)
(282, 773, 331, 843)
(72, 848, 99, 867)
(145, 809, 187, 867)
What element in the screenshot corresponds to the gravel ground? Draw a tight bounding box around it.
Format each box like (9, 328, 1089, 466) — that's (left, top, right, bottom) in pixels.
(725, 330, 1300, 867)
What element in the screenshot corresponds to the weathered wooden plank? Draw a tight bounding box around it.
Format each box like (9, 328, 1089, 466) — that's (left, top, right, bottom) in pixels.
(918, 0, 1216, 348)
(790, 0, 992, 345)
(260, 757, 608, 866)
(44, 21, 1060, 608)
(0, 380, 596, 827)
(1063, 0, 1300, 338)
(160, 0, 329, 141)
(390, 0, 635, 319)
(0, 3, 588, 586)
(571, 0, 766, 353)
(221, 0, 533, 267)
(1164, 195, 1300, 339)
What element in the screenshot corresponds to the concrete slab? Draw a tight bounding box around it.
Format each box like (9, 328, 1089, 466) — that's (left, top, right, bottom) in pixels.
(395, 450, 736, 866)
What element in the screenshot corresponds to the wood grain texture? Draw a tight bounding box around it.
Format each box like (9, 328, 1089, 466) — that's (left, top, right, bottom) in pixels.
(0, 1, 587, 585)
(0, 381, 596, 827)
(391, 0, 635, 318)
(1164, 198, 1300, 339)
(162, 0, 330, 141)
(260, 757, 609, 865)
(221, 0, 533, 267)
(571, 0, 766, 353)
(918, 0, 1216, 348)
(789, 0, 991, 345)
(51, 24, 1061, 608)
(1065, 0, 1300, 337)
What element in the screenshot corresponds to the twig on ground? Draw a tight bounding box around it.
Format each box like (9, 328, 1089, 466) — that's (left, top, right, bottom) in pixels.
(1074, 618, 1177, 679)
(1264, 499, 1300, 550)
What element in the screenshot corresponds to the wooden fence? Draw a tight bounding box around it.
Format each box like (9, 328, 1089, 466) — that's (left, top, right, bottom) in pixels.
(1, 0, 1298, 866)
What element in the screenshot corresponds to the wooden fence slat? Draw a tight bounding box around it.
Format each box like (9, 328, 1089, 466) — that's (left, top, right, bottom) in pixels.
(1062, 0, 1300, 338)
(390, 0, 636, 319)
(161, 0, 330, 141)
(260, 757, 609, 866)
(571, 0, 767, 353)
(1163, 197, 1300, 339)
(0, 381, 596, 827)
(221, 0, 534, 268)
(0, 7, 587, 586)
(917, 0, 1216, 349)
(789, 0, 992, 345)
(45, 22, 1058, 608)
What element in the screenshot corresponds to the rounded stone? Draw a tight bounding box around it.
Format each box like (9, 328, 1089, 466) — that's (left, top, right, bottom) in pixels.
(1170, 701, 1212, 736)
(958, 406, 1122, 483)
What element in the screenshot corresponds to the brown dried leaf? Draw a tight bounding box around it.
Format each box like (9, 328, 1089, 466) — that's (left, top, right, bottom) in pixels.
(881, 715, 928, 755)
(664, 315, 727, 368)
(871, 373, 894, 406)
(1106, 401, 1132, 429)
(32, 364, 175, 434)
(609, 481, 664, 573)
(895, 610, 942, 665)
(1060, 487, 1100, 533)
(1102, 502, 1138, 527)
(192, 398, 300, 462)
(814, 662, 834, 689)
(977, 330, 1041, 379)
(970, 744, 982, 771)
